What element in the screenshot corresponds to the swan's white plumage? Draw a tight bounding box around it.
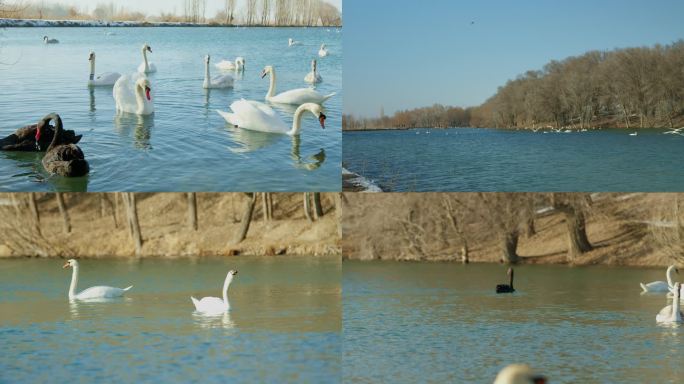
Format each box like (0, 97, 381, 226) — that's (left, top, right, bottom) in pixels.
(138, 44, 157, 73)
(215, 57, 245, 71)
(657, 282, 683, 323)
(318, 44, 328, 57)
(217, 99, 325, 136)
(203, 55, 234, 89)
(191, 270, 237, 314)
(113, 73, 154, 115)
(640, 265, 678, 293)
(88, 52, 121, 86)
(262, 66, 335, 105)
(63, 259, 132, 301)
(304, 60, 323, 84)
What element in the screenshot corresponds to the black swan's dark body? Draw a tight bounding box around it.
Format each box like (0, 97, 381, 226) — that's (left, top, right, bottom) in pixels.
(0, 114, 82, 151)
(40, 114, 89, 177)
(496, 267, 515, 294)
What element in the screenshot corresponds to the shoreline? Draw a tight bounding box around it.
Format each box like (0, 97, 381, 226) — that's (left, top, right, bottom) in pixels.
(0, 18, 342, 28)
(343, 125, 684, 133)
(342, 168, 383, 192)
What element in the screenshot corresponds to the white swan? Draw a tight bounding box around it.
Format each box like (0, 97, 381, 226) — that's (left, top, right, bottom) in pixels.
(641, 265, 678, 293)
(629, 132, 638, 136)
(217, 99, 326, 136)
(261, 66, 335, 105)
(63, 259, 132, 300)
(191, 270, 238, 314)
(215, 57, 245, 71)
(493, 364, 547, 384)
(43, 36, 59, 44)
(137, 43, 157, 73)
(318, 44, 328, 57)
(657, 282, 684, 323)
(288, 38, 301, 47)
(304, 59, 323, 84)
(113, 73, 154, 115)
(203, 55, 234, 89)
(87, 51, 121, 87)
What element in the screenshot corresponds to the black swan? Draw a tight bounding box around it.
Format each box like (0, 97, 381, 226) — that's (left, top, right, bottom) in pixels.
(1, 114, 82, 151)
(496, 267, 515, 293)
(38, 113, 89, 177)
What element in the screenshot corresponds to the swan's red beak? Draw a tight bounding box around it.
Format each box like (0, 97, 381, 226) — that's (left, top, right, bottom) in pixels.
(62, 262, 70, 269)
(35, 126, 42, 141)
(319, 113, 326, 129)
(145, 87, 151, 101)
(532, 376, 547, 384)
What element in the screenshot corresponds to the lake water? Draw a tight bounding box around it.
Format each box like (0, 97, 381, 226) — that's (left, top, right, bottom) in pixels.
(0, 27, 342, 192)
(343, 128, 684, 191)
(0, 256, 340, 383)
(343, 262, 684, 383)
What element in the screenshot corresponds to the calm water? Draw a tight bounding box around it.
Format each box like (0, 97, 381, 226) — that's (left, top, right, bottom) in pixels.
(343, 128, 684, 191)
(0, 256, 340, 383)
(0, 27, 342, 192)
(344, 262, 684, 383)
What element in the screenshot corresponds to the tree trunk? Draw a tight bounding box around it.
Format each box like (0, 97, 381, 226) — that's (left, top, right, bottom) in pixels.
(234, 193, 257, 244)
(187, 193, 198, 231)
(335, 193, 342, 238)
(526, 217, 536, 237)
(303, 193, 313, 222)
(460, 244, 469, 264)
(500, 230, 520, 264)
(28, 193, 41, 235)
(55, 193, 71, 234)
(261, 193, 272, 221)
(123, 193, 143, 256)
(563, 209, 593, 260)
(313, 193, 323, 218)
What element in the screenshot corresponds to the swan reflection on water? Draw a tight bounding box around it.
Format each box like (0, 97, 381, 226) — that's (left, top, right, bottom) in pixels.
(113, 113, 154, 150)
(225, 127, 326, 170)
(192, 310, 236, 331)
(68, 297, 132, 319)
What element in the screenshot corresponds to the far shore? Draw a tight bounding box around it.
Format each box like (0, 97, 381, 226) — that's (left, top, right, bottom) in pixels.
(0, 18, 342, 28)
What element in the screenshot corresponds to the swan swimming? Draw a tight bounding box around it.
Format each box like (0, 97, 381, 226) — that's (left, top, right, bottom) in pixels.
(63, 259, 132, 300)
(496, 267, 515, 293)
(203, 55, 234, 89)
(137, 43, 157, 73)
(493, 364, 547, 384)
(656, 282, 684, 323)
(288, 38, 301, 47)
(113, 73, 154, 115)
(191, 270, 238, 314)
(318, 44, 328, 57)
(261, 66, 335, 105)
(217, 99, 326, 136)
(304, 59, 323, 84)
(640, 265, 678, 293)
(215, 57, 245, 71)
(43, 36, 59, 44)
(87, 51, 121, 87)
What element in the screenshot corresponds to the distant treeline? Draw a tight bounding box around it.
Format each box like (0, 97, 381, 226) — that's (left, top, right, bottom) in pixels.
(0, 0, 342, 26)
(344, 41, 684, 131)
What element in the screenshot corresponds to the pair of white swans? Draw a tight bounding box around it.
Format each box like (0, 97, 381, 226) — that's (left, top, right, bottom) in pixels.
(640, 265, 683, 295)
(112, 44, 157, 115)
(656, 282, 684, 324)
(63, 259, 238, 315)
(216, 65, 333, 135)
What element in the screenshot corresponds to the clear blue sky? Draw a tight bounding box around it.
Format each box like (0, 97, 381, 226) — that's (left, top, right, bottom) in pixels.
(344, 0, 684, 117)
(34, 0, 342, 17)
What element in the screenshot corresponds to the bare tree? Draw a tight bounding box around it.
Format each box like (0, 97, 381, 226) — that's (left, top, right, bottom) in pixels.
(55, 193, 71, 234)
(551, 193, 593, 261)
(121, 192, 142, 256)
(234, 193, 257, 243)
(651, 194, 684, 264)
(187, 193, 198, 230)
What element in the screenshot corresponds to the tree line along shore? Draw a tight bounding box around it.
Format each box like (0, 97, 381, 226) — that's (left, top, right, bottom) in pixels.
(0, 0, 342, 27)
(343, 41, 684, 131)
(342, 192, 683, 267)
(0, 193, 341, 258)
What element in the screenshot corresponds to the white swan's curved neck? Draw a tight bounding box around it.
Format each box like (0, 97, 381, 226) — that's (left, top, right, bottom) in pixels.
(222, 275, 233, 307)
(69, 265, 79, 299)
(135, 84, 147, 114)
(667, 267, 675, 287)
(289, 105, 311, 135)
(142, 49, 149, 72)
(204, 60, 211, 86)
(266, 69, 276, 99)
(89, 58, 95, 80)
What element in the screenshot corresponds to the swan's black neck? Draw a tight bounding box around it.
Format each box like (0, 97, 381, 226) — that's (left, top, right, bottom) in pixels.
(45, 113, 63, 152)
(509, 268, 514, 289)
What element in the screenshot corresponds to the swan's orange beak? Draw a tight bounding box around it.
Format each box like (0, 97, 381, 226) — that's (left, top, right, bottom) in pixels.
(319, 113, 326, 129)
(62, 262, 70, 269)
(145, 87, 151, 101)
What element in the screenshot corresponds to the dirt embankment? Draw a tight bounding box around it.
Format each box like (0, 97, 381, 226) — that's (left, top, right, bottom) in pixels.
(0, 193, 340, 259)
(342, 193, 680, 267)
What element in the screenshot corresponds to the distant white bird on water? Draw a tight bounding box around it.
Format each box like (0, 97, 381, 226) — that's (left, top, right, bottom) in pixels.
(203, 55, 234, 89)
(43, 35, 59, 44)
(318, 44, 328, 57)
(215, 57, 245, 71)
(87, 51, 121, 87)
(288, 38, 301, 47)
(629, 132, 637, 136)
(138, 43, 157, 73)
(304, 59, 323, 84)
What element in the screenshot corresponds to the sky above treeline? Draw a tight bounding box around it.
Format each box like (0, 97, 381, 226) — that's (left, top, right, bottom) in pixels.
(28, 0, 342, 16)
(344, 0, 684, 117)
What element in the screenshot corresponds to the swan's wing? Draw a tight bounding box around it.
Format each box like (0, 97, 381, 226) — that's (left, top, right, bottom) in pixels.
(642, 281, 669, 292)
(75, 285, 126, 299)
(243, 100, 279, 119)
(271, 88, 326, 105)
(193, 297, 226, 312)
(227, 99, 286, 132)
(96, 72, 122, 85)
(211, 74, 234, 88)
(113, 73, 145, 112)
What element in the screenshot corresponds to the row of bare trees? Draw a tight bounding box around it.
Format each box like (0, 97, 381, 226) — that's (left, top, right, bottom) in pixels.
(343, 105, 471, 131)
(0, 192, 334, 257)
(344, 41, 684, 131)
(0, 0, 341, 26)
